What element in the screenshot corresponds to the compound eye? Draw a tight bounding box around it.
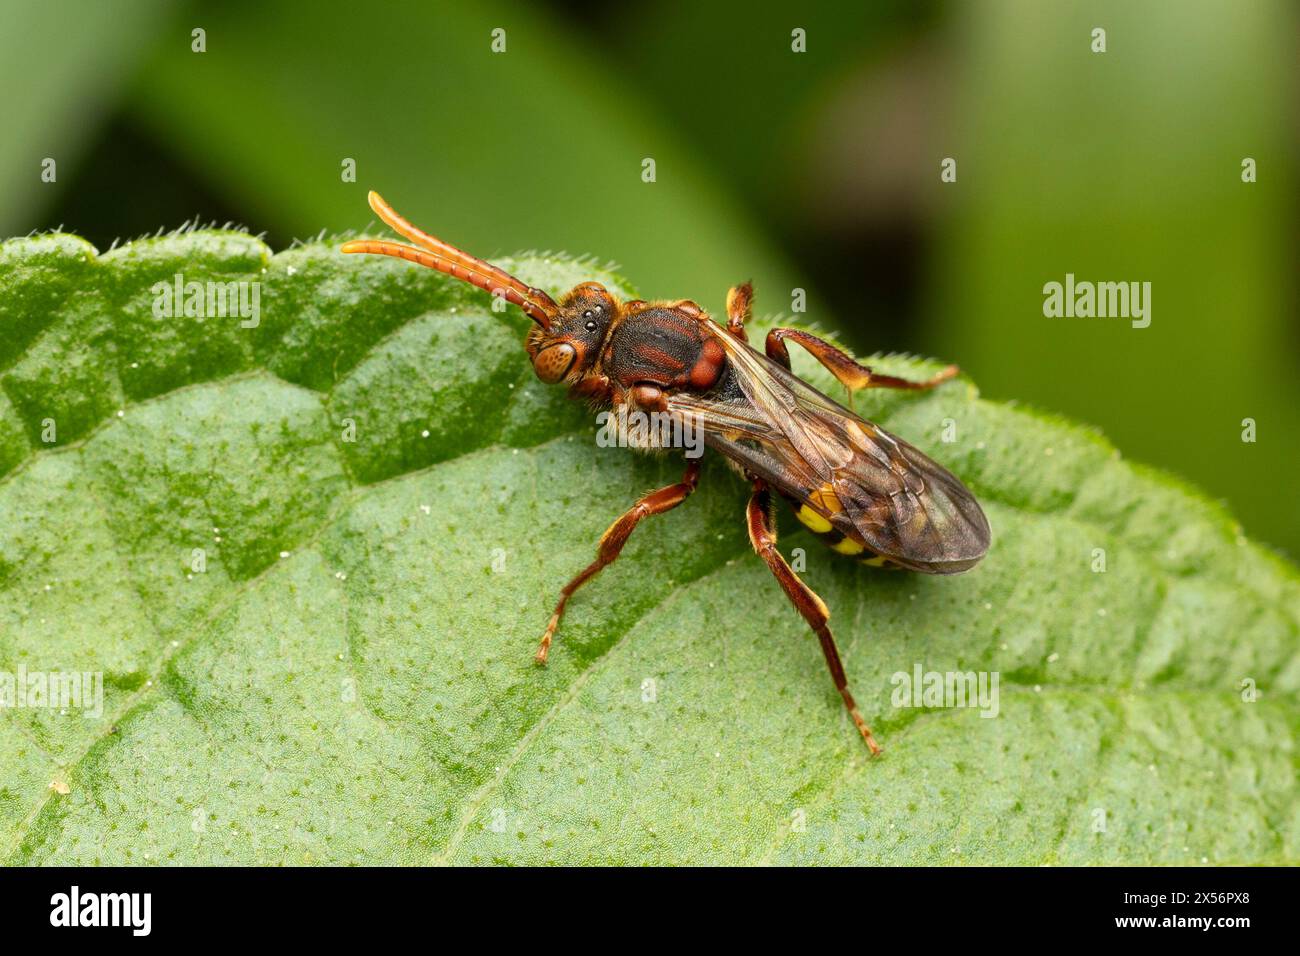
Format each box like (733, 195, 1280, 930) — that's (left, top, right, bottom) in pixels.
(533, 342, 576, 384)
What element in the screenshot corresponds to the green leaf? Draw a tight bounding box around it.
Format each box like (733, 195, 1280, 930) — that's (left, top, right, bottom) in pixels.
(1, 232, 1296, 865)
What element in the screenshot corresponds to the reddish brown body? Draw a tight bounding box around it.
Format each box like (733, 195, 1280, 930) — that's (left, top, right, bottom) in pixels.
(555, 299, 727, 410)
(342, 191, 990, 755)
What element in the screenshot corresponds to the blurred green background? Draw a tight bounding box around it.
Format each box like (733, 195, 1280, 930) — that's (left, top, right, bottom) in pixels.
(2, 0, 1296, 556)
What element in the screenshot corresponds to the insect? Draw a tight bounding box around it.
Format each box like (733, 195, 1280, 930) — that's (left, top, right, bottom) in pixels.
(342, 191, 990, 754)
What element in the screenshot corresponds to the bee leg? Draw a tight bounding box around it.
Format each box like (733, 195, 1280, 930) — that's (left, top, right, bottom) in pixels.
(765, 328, 957, 411)
(724, 282, 753, 342)
(745, 479, 882, 756)
(536, 458, 701, 665)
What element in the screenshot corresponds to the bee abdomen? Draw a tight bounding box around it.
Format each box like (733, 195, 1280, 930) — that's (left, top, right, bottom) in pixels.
(783, 492, 901, 569)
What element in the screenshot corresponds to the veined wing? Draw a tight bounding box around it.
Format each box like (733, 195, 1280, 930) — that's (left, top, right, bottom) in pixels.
(666, 333, 990, 573)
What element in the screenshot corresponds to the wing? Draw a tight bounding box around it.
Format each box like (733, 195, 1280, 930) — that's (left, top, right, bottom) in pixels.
(665, 331, 990, 573)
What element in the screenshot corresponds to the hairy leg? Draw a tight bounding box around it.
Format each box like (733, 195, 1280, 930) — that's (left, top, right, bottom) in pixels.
(725, 282, 753, 342)
(536, 458, 701, 664)
(745, 479, 881, 755)
(765, 327, 956, 409)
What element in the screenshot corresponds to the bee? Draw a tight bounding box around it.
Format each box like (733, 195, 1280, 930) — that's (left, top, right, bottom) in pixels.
(342, 192, 990, 754)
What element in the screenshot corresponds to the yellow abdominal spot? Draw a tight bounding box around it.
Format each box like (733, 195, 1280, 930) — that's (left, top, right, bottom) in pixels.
(809, 485, 843, 514)
(796, 505, 833, 534)
(830, 536, 866, 556)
